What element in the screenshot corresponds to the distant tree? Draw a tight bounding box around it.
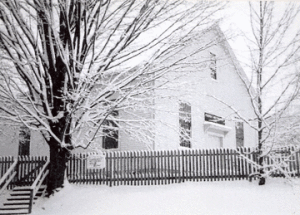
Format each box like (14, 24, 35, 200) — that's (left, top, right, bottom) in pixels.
(0, 0, 225, 195)
(236, 1, 300, 185)
(270, 92, 300, 147)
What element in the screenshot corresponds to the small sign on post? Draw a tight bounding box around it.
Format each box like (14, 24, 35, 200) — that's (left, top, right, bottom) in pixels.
(87, 153, 106, 169)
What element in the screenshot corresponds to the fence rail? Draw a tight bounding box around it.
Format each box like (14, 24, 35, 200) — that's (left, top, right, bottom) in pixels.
(67, 148, 250, 185)
(0, 156, 48, 189)
(1, 147, 300, 187)
(66, 146, 300, 185)
(0, 156, 14, 179)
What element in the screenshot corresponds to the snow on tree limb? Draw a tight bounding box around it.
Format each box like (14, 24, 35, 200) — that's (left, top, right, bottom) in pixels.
(0, 0, 226, 150)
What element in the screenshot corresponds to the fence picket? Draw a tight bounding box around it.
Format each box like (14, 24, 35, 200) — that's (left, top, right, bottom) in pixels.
(212, 149, 216, 181)
(295, 148, 300, 177)
(290, 146, 295, 177)
(164, 150, 167, 184)
(209, 149, 213, 181)
(150, 151, 153, 185)
(126, 151, 129, 185)
(230, 149, 234, 180)
(231, 149, 235, 180)
(220, 148, 224, 180)
(144, 151, 147, 185)
(210, 149, 213, 181)
(189, 150, 193, 181)
(194, 150, 198, 181)
(0, 157, 2, 178)
(24, 156, 28, 185)
(171, 150, 175, 183)
(198, 149, 202, 181)
(216, 149, 219, 181)
(0, 157, 3, 178)
(120, 151, 124, 185)
(239, 148, 244, 179)
(205, 149, 209, 181)
(168, 150, 171, 184)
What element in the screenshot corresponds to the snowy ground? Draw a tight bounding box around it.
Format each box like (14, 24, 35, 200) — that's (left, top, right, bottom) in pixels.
(32, 178, 300, 215)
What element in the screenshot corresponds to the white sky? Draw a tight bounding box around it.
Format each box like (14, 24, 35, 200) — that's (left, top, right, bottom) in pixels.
(220, 1, 251, 69)
(219, 1, 300, 110)
(220, 1, 300, 74)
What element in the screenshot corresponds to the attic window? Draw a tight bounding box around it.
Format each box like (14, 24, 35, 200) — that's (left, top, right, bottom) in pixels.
(210, 52, 217, 79)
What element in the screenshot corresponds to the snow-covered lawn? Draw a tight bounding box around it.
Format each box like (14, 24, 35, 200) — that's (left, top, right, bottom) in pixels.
(32, 179, 300, 215)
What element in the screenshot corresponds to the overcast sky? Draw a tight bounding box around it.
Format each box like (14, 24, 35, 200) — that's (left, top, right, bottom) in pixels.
(220, 1, 253, 72)
(219, 1, 300, 109)
(220, 1, 300, 73)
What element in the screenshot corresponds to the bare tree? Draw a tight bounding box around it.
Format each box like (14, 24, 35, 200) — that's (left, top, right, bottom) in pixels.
(235, 1, 300, 185)
(0, 0, 225, 194)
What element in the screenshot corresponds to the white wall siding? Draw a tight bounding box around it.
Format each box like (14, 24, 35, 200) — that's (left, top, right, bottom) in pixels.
(153, 27, 257, 150)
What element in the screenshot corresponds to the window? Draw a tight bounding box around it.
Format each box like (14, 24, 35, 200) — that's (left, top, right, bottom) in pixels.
(205, 113, 225, 125)
(235, 122, 244, 147)
(179, 102, 191, 148)
(102, 111, 119, 149)
(210, 52, 217, 80)
(18, 126, 30, 156)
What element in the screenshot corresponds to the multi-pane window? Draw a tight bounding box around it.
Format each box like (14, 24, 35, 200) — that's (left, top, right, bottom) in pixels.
(210, 52, 217, 80)
(179, 102, 191, 148)
(102, 111, 119, 149)
(18, 126, 30, 156)
(235, 122, 244, 147)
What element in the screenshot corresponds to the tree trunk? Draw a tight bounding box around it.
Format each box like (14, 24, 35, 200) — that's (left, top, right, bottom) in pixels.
(258, 157, 265, 185)
(46, 138, 70, 196)
(257, 1, 265, 186)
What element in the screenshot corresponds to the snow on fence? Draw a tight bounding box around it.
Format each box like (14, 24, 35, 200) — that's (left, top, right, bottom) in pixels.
(262, 146, 300, 178)
(1, 147, 299, 187)
(66, 147, 300, 185)
(67, 148, 252, 186)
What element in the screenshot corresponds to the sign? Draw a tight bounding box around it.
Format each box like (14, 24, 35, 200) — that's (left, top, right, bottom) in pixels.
(204, 113, 225, 125)
(87, 154, 106, 170)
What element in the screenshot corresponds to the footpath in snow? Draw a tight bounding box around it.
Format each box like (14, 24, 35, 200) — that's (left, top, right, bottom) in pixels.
(32, 179, 300, 215)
